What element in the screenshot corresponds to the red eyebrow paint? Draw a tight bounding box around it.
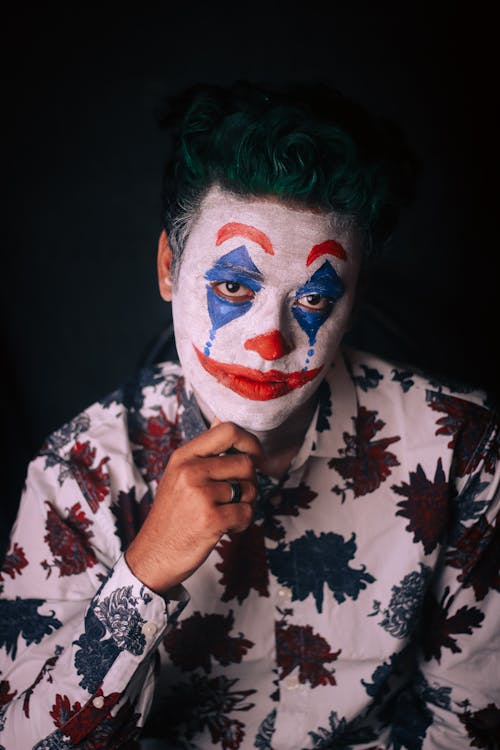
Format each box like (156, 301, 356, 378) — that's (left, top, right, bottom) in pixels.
(306, 239, 347, 266)
(216, 222, 274, 255)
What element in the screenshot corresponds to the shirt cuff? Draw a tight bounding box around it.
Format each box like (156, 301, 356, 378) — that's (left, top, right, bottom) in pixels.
(92, 553, 189, 656)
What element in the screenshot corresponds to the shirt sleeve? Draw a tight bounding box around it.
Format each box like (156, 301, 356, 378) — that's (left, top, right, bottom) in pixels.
(411, 410, 500, 748)
(0, 451, 188, 749)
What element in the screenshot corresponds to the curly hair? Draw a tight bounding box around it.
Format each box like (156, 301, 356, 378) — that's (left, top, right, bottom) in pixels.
(159, 81, 417, 277)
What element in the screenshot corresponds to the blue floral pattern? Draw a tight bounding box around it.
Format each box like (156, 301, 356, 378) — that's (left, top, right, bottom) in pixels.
(0, 598, 62, 660)
(1, 350, 498, 748)
(268, 531, 375, 613)
(370, 565, 432, 639)
(253, 708, 276, 749)
(308, 710, 377, 748)
(94, 586, 146, 655)
(73, 607, 120, 692)
(353, 364, 384, 392)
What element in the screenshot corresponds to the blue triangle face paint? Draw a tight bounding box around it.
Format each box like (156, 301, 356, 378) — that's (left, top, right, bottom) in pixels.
(292, 261, 345, 355)
(203, 245, 263, 355)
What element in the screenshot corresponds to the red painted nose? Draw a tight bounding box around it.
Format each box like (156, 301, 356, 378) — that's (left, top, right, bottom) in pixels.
(244, 330, 291, 361)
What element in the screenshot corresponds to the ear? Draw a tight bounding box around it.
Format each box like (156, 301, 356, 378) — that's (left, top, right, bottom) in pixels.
(157, 229, 174, 302)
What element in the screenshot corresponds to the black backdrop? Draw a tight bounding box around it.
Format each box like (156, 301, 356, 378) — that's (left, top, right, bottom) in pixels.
(1, 5, 497, 552)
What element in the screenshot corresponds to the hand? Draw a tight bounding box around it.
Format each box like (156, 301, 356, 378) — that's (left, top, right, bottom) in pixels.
(125, 421, 264, 595)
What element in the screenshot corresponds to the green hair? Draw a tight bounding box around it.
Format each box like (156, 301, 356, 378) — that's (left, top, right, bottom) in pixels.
(160, 81, 417, 275)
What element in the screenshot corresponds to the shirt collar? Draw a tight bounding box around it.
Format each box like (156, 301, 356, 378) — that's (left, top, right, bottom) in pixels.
(289, 349, 358, 471)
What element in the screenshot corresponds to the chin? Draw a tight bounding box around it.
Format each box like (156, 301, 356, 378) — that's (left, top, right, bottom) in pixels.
(198, 381, 311, 433)
(216, 404, 290, 433)
(182, 351, 321, 433)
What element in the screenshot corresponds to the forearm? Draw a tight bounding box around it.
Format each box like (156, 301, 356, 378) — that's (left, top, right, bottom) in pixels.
(0, 554, 187, 748)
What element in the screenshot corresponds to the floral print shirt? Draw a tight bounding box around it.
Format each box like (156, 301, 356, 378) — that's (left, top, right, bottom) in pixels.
(0, 348, 499, 750)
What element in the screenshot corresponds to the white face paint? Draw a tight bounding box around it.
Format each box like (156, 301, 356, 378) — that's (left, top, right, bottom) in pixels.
(171, 186, 361, 432)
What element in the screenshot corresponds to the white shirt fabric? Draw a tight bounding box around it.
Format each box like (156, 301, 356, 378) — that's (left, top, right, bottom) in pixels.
(1, 348, 499, 749)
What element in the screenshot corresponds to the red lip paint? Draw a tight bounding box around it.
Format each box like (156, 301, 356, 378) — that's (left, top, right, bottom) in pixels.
(194, 346, 322, 400)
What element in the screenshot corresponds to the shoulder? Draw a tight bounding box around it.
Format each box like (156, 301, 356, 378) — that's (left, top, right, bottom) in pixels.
(23, 360, 188, 526)
(6, 361, 188, 574)
(340, 347, 498, 478)
(40, 360, 186, 463)
(343, 346, 495, 414)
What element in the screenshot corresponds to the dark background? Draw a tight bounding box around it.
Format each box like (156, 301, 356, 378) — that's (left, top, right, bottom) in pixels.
(1, 5, 497, 554)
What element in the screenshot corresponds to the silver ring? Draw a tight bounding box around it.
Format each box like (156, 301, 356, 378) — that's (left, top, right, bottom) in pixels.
(228, 481, 242, 504)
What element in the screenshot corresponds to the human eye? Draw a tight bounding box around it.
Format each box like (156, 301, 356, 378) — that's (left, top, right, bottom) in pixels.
(295, 293, 333, 313)
(211, 281, 255, 302)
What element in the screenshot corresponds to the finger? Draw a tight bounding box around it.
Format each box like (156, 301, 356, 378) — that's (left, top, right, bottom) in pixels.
(215, 478, 258, 506)
(198, 478, 257, 507)
(216, 497, 256, 534)
(179, 421, 264, 461)
(161, 453, 256, 504)
(198, 453, 258, 482)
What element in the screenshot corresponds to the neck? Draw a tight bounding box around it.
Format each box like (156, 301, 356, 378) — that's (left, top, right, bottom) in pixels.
(195, 390, 318, 479)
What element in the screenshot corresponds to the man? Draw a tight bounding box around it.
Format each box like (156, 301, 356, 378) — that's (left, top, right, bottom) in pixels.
(1, 82, 498, 749)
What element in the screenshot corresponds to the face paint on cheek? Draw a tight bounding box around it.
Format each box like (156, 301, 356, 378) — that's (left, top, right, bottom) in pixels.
(202, 245, 263, 356)
(292, 261, 345, 369)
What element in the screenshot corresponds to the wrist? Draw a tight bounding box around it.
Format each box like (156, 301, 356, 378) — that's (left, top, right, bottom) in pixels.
(125, 542, 180, 595)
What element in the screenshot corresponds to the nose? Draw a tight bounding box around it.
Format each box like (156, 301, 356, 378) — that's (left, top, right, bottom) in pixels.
(244, 330, 292, 361)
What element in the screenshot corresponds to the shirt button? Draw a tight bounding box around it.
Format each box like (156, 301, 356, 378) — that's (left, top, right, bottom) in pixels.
(92, 696, 105, 709)
(141, 621, 158, 638)
(285, 675, 298, 689)
(269, 494, 281, 508)
(277, 587, 290, 599)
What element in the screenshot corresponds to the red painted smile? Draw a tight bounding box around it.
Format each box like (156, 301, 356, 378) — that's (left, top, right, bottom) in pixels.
(194, 345, 322, 400)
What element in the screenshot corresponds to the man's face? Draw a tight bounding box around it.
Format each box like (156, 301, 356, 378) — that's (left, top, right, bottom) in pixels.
(170, 186, 361, 432)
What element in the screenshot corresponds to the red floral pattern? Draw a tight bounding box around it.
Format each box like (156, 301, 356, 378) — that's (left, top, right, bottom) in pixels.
(50, 692, 82, 727)
(111, 487, 152, 551)
(0, 679, 16, 706)
(276, 621, 341, 687)
(164, 610, 254, 672)
(446, 509, 500, 600)
(132, 407, 182, 482)
(41, 501, 97, 578)
(23, 646, 63, 718)
(216, 525, 269, 603)
(459, 702, 500, 748)
(1, 354, 497, 748)
(421, 589, 484, 663)
(427, 391, 496, 476)
(68, 440, 110, 513)
(393, 459, 449, 554)
(260, 483, 318, 541)
(329, 406, 400, 498)
(0, 542, 28, 582)
(51, 689, 140, 748)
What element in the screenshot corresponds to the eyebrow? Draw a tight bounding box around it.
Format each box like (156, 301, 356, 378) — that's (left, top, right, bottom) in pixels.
(216, 222, 274, 255)
(306, 239, 347, 267)
(205, 246, 264, 286)
(205, 259, 264, 285)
